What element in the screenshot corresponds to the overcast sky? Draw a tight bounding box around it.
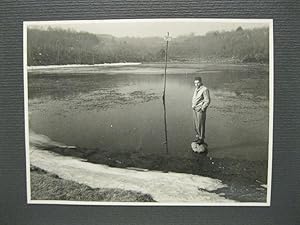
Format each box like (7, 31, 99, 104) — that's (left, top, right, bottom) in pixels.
(29, 19, 270, 38)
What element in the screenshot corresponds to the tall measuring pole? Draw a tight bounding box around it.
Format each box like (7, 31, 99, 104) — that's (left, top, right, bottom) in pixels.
(162, 32, 171, 154)
(162, 32, 170, 104)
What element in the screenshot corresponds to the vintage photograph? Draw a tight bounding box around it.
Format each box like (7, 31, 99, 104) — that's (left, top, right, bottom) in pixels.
(24, 19, 273, 205)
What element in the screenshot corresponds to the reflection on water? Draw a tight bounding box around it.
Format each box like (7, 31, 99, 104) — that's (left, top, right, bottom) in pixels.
(29, 63, 269, 161)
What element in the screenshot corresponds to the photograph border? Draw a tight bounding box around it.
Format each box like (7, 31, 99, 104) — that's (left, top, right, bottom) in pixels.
(23, 18, 274, 206)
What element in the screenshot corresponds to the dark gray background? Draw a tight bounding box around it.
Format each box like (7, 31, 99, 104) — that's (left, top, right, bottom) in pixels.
(0, 0, 299, 225)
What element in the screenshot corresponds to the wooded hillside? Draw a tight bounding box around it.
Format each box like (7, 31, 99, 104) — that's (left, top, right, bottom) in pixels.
(27, 26, 269, 66)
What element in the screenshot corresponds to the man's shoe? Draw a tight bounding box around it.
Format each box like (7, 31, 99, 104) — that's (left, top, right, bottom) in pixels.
(197, 139, 204, 144)
(193, 138, 200, 143)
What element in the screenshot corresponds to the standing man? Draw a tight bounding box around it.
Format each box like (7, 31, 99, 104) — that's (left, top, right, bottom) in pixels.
(192, 77, 210, 144)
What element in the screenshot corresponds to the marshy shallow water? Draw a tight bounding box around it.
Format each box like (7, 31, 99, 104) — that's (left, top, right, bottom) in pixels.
(28, 63, 269, 161)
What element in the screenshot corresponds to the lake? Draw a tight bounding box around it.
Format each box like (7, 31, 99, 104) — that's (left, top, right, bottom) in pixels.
(28, 63, 270, 161)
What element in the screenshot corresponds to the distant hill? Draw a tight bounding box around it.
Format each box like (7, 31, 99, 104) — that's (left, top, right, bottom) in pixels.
(27, 26, 269, 66)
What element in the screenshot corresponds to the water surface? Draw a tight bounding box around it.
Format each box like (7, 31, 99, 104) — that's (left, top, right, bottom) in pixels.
(29, 63, 269, 161)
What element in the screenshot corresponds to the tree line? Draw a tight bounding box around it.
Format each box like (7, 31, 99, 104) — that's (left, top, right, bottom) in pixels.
(27, 26, 269, 66)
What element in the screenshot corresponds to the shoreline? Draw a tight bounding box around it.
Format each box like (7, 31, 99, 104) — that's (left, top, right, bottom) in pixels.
(29, 148, 236, 203)
(30, 132, 267, 202)
(30, 131, 267, 184)
(27, 62, 142, 70)
(27, 60, 269, 70)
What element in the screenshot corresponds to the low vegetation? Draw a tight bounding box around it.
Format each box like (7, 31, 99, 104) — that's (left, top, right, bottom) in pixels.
(30, 166, 155, 202)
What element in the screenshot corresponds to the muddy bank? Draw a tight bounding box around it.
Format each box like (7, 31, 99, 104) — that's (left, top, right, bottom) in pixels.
(30, 149, 235, 203)
(34, 143, 267, 202)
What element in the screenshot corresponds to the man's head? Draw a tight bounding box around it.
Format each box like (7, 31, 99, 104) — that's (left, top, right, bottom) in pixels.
(194, 77, 202, 88)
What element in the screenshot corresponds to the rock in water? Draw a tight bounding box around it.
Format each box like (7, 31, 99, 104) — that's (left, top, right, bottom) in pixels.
(191, 142, 208, 153)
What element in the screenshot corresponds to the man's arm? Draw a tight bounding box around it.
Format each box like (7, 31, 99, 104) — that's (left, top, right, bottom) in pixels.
(201, 89, 210, 111)
(192, 90, 196, 109)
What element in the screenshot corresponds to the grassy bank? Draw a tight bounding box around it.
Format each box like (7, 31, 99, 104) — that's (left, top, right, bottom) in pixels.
(30, 166, 155, 202)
